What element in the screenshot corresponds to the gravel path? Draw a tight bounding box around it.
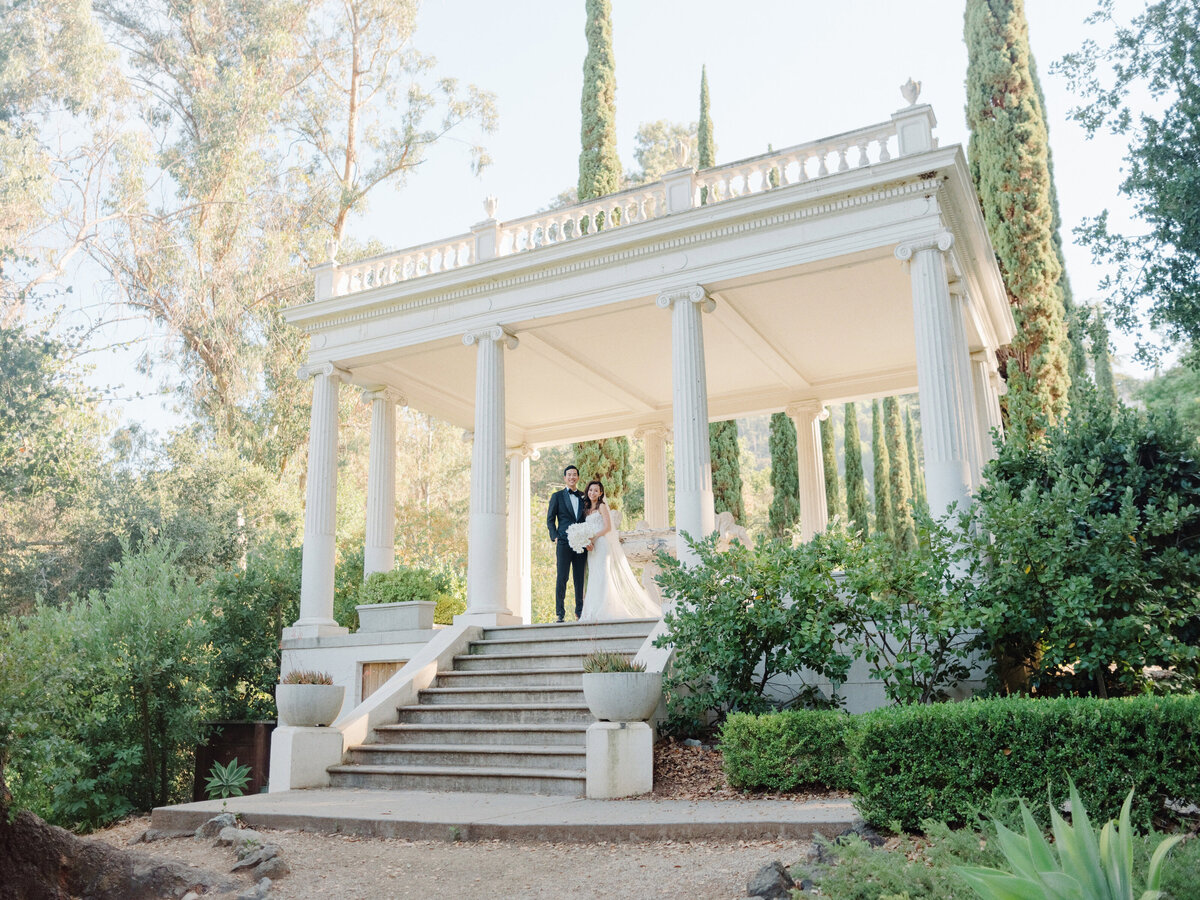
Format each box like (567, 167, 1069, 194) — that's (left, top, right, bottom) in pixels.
(97, 817, 810, 899)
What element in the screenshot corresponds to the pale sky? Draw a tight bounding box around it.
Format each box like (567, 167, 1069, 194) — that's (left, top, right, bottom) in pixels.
(90, 0, 1154, 433)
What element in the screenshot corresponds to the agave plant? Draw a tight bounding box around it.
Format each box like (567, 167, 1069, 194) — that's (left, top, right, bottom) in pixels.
(279, 669, 333, 685)
(957, 782, 1183, 900)
(582, 650, 645, 673)
(205, 757, 252, 800)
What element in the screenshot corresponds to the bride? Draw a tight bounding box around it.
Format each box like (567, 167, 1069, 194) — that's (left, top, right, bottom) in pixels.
(578, 480, 661, 622)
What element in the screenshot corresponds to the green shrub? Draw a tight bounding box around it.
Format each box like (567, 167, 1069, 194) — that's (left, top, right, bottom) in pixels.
(840, 519, 982, 705)
(972, 389, 1200, 696)
(653, 532, 854, 735)
(720, 710, 856, 792)
(3, 543, 215, 830)
(348, 564, 466, 629)
(206, 545, 301, 721)
(851, 695, 1200, 831)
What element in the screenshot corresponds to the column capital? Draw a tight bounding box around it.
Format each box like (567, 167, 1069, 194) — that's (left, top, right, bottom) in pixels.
(463, 325, 519, 349)
(656, 285, 715, 313)
(361, 386, 407, 406)
(634, 422, 672, 441)
(895, 232, 954, 263)
(785, 399, 825, 422)
(506, 443, 539, 461)
(297, 361, 351, 382)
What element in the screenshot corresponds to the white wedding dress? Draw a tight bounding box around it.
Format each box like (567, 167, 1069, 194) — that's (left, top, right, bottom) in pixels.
(579, 510, 661, 622)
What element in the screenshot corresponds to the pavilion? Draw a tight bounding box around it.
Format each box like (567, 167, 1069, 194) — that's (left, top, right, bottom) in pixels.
(281, 93, 1013, 639)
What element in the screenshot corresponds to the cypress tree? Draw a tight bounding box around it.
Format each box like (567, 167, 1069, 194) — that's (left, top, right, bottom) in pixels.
(698, 65, 715, 169)
(843, 402, 870, 537)
(578, 0, 621, 203)
(768, 412, 800, 538)
(709, 419, 744, 523)
(820, 415, 844, 524)
(965, 0, 1071, 436)
(574, 0, 629, 495)
(872, 400, 893, 543)
(885, 397, 917, 552)
(573, 437, 630, 509)
(904, 408, 928, 518)
(1090, 307, 1118, 408)
(1031, 53, 1089, 405)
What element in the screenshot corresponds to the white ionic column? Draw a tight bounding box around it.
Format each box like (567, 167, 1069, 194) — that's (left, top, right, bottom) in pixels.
(363, 387, 404, 578)
(290, 362, 350, 638)
(970, 350, 1003, 466)
(635, 424, 670, 529)
(896, 233, 975, 519)
(506, 445, 536, 624)
(948, 287, 984, 487)
(787, 401, 829, 543)
(657, 286, 715, 564)
(462, 326, 520, 624)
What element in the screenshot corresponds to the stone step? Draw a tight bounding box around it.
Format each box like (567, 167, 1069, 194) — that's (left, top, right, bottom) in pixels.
(481, 619, 657, 641)
(453, 650, 634, 672)
(467, 634, 647, 655)
(418, 686, 584, 706)
(343, 743, 584, 770)
(394, 703, 593, 726)
(327, 764, 584, 796)
(372, 723, 588, 747)
(434, 668, 585, 688)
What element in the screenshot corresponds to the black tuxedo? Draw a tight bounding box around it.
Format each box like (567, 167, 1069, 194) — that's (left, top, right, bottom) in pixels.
(546, 488, 588, 620)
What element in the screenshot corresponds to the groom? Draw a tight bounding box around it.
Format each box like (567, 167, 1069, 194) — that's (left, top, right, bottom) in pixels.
(546, 464, 587, 622)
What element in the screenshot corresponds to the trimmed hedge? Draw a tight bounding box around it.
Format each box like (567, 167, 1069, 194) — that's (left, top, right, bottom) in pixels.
(719, 696, 1200, 831)
(720, 710, 856, 792)
(854, 695, 1200, 829)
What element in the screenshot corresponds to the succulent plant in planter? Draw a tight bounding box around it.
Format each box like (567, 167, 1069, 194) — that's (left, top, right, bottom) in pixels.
(581, 651, 662, 722)
(276, 670, 344, 727)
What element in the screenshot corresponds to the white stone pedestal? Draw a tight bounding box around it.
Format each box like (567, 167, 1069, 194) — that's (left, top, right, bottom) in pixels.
(585, 721, 653, 799)
(268, 725, 344, 792)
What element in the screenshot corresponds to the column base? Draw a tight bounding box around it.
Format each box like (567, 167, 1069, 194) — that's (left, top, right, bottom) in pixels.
(454, 612, 522, 627)
(268, 725, 345, 792)
(586, 721, 653, 799)
(282, 621, 349, 641)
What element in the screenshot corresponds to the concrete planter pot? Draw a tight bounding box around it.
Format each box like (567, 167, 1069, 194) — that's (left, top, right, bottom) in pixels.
(275, 684, 345, 727)
(356, 600, 436, 633)
(582, 672, 663, 722)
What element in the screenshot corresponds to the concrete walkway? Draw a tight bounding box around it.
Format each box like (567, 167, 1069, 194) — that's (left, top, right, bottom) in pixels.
(152, 789, 859, 843)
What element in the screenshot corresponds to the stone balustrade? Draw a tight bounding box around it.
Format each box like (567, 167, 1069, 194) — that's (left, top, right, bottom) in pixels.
(332, 234, 476, 297)
(693, 121, 897, 206)
(320, 117, 902, 300)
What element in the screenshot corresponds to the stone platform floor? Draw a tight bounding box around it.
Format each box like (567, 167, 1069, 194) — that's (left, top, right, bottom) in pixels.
(152, 788, 859, 843)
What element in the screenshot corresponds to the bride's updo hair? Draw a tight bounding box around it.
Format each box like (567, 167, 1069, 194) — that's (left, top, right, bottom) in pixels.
(584, 480, 605, 511)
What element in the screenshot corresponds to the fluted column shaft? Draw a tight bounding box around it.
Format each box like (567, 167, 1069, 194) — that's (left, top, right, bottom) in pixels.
(293, 363, 349, 637)
(464, 327, 518, 619)
(787, 401, 828, 542)
(658, 286, 715, 564)
(636, 424, 670, 529)
(970, 351, 1003, 466)
(506, 446, 534, 624)
(898, 234, 975, 518)
(363, 389, 401, 577)
(949, 288, 984, 486)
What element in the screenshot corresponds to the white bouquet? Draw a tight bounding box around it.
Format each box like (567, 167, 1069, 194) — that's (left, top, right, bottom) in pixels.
(566, 520, 599, 553)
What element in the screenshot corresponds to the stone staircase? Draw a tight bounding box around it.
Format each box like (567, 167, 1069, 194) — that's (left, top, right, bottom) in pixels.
(327, 618, 659, 796)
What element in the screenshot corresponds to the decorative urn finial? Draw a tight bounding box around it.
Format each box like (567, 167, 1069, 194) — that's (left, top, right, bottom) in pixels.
(325, 238, 339, 264)
(484, 195, 499, 219)
(672, 137, 690, 168)
(901, 78, 922, 107)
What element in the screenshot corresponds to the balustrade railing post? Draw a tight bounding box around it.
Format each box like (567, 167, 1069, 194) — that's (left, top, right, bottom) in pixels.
(661, 166, 697, 215)
(892, 103, 937, 156)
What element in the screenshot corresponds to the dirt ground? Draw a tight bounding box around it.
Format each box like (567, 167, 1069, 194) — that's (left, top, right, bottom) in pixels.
(87, 741, 832, 899)
(96, 817, 813, 899)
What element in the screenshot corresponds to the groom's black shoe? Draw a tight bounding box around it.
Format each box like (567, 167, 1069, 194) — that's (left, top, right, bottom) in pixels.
(555, 616, 564, 623)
